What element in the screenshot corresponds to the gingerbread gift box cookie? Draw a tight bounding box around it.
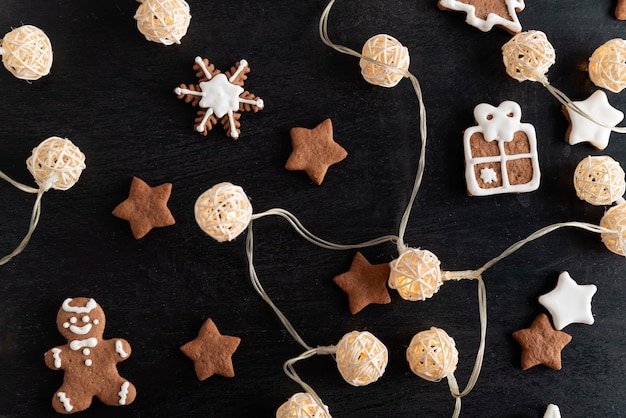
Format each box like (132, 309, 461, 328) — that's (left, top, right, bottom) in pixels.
(44, 298, 136, 414)
(463, 101, 540, 196)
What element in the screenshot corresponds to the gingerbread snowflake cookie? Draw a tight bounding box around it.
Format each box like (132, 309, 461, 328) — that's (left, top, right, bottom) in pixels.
(175, 56, 264, 139)
(44, 298, 136, 414)
(438, 0, 525, 34)
(463, 101, 540, 196)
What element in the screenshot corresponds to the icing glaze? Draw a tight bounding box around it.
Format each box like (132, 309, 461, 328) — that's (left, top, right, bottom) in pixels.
(538, 271, 597, 330)
(82, 315, 90, 323)
(564, 90, 624, 150)
(52, 348, 62, 368)
(62, 322, 70, 328)
(174, 57, 264, 138)
(85, 359, 92, 367)
(69, 337, 98, 351)
(543, 404, 561, 418)
(118, 381, 130, 405)
(69, 323, 92, 335)
(83, 348, 90, 355)
(116, 340, 129, 358)
(439, 0, 525, 33)
(69, 317, 77, 323)
(463, 101, 540, 196)
(57, 392, 73, 412)
(62, 298, 97, 314)
(93, 319, 99, 325)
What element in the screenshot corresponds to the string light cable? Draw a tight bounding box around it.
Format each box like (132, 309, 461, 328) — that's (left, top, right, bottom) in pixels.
(502, 30, 626, 134)
(191, 3, 626, 416)
(0, 137, 85, 266)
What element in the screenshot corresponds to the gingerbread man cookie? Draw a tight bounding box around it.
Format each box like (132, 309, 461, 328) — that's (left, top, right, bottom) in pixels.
(44, 297, 136, 414)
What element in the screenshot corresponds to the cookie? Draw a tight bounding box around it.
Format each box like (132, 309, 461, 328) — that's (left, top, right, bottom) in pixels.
(112, 176, 176, 239)
(538, 271, 597, 330)
(180, 319, 241, 380)
(333, 252, 391, 315)
(44, 298, 136, 414)
(174, 57, 264, 139)
(285, 118, 348, 185)
(463, 101, 540, 196)
(512, 313, 572, 371)
(438, 0, 525, 34)
(617, 0, 626, 20)
(562, 90, 624, 150)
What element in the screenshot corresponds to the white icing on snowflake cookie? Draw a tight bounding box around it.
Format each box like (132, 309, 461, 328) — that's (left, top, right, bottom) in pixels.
(175, 57, 264, 139)
(463, 101, 540, 196)
(438, 0, 525, 34)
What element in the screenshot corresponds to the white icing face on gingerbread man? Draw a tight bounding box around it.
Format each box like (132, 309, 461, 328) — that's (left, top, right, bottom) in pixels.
(57, 297, 105, 340)
(45, 297, 136, 414)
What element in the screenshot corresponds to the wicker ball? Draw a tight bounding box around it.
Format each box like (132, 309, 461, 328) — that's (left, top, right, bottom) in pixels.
(26, 137, 85, 191)
(335, 331, 388, 387)
(194, 182, 252, 242)
(573, 156, 625, 206)
(134, 0, 191, 45)
(600, 202, 626, 256)
(502, 30, 555, 83)
(589, 38, 626, 93)
(0, 25, 52, 81)
(406, 327, 458, 382)
(388, 248, 442, 301)
(359, 34, 410, 88)
(276, 392, 329, 418)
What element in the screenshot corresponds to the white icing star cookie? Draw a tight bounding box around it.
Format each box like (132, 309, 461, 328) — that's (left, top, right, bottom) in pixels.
(564, 90, 624, 150)
(543, 404, 561, 418)
(538, 271, 597, 330)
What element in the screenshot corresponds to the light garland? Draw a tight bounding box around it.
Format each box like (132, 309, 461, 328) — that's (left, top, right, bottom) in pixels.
(0, 24, 52, 81)
(186, 2, 626, 416)
(502, 30, 626, 137)
(359, 34, 410, 88)
(134, 0, 191, 45)
(0, 137, 85, 265)
(194, 182, 252, 242)
(573, 155, 626, 206)
(588, 38, 626, 94)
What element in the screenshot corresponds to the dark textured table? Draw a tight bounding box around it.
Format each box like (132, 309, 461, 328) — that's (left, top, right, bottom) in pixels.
(1, 1, 625, 417)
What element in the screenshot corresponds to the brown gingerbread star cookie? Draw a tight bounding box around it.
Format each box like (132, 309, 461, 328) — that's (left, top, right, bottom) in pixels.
(180, 319, 241, 380)
(112, 176, 176, 239)
(333, 252, 391, 315)
(512, 313, 572, 371)
(617, 0, 626, 20)
(285, 118, 348, 185)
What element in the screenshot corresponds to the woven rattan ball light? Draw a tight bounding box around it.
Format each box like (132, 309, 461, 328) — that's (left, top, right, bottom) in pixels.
(359, 34, 410, 88)
(276, 392, 329, 418)
(589, 38, 626, 93)
(600, 203, 626, 256)
(0, 25, 52, 81)
(406, 327, 458, 382)
(26, 137, 86, 191)
(194, 182, 252, 242)
(134, 0, 191, 45)
(388, 248, 443, 301)
(502, 30, 556, 83)
(573, 155, 625, 206)
(335, 331, 388, 387)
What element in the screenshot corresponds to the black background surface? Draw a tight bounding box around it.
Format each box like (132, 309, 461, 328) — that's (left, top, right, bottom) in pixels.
(1, 1, 625, 417)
